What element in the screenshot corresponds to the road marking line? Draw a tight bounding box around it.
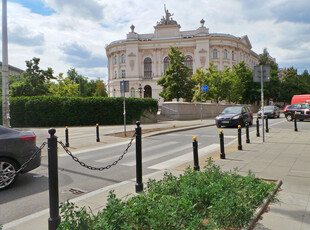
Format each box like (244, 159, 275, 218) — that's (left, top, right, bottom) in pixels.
(148, 144, 220, 170)
(95, 141, 179, 163)
(120, 144, 190, 166)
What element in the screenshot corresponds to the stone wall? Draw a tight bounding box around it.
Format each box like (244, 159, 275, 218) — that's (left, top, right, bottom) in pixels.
(160, 102, 259, 120)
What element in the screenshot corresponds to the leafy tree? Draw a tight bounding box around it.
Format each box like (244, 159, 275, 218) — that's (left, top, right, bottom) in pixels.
(192, 68, 207, 102)
(279, 67, 302, 103)
(93, 80, 108, 97)
(48, 73, 79, 96)
(10, 57, 55, 96)
(193, 63, 236, 103)
(157, 47, 195, 101)
(67, 68, 96, 97)
(259, 48, 281, 104)
(232, 62, 259, 104)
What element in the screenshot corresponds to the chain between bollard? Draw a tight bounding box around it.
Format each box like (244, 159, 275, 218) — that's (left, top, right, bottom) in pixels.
(58, 132, 136, 171)
(0, 142, 47, 185)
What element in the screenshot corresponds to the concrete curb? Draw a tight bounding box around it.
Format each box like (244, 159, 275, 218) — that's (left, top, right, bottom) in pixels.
(144, 123, 215, 137)
(242, 180, 283, 230)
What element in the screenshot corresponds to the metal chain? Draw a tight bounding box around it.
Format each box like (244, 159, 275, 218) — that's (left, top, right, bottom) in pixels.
(0, 142, 47, 184)
(59, 132, 137, 171)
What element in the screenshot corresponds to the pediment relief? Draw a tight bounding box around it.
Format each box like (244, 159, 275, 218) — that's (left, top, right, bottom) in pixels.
(199, 48, 208, 54)
(142, 50, 153, 58)
(128, 52, 136, 57)
(180, 47, 194, 54)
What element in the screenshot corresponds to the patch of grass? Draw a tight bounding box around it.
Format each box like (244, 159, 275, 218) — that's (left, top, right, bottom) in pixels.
(58, 158, 277, 230)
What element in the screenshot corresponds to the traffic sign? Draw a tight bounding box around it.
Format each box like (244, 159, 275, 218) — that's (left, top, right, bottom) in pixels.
(202, 85, 208, 92)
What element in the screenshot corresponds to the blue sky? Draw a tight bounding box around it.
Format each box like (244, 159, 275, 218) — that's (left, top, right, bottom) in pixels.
(2, 0, 310, 82)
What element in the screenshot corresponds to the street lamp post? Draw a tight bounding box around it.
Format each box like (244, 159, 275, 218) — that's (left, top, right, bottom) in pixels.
(138, 84, 143, 98)
(2, 0, 10, 127)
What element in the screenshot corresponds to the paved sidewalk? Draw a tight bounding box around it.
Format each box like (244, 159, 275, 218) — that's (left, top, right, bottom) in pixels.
(3, 120, 310, 230)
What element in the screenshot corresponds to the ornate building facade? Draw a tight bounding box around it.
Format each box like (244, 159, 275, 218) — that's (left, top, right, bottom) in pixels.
(106, 7, 259, 105)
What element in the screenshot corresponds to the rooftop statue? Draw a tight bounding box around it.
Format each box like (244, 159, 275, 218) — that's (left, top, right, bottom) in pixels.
(157, 4, 178, 26)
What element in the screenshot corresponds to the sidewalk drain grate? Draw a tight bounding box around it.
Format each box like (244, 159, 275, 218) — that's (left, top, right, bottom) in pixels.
(69, 188, 87, 195)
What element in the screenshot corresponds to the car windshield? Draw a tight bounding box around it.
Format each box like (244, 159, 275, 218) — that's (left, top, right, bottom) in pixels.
(264, 106, 274, 111)
(301, 104, 310, 109)
(221, 107, 242, 114)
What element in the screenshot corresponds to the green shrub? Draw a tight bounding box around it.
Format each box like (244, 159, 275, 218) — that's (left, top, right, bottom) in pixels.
(58, 159, 277, 230)
(0, 97, 158, 127)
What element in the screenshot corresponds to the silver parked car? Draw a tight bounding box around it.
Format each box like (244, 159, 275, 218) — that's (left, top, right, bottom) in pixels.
(0, 126, 41, 190)
(257, 106, 280, 118)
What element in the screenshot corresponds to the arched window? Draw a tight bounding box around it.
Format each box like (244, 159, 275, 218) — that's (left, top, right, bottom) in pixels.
(184, 55, 193, 76)
(213, 49, 218, 59)
(144, 85, 152, 98)
(224, 49, 228, 59)
(130, 87, 135, 97)
(163, 56, 170, 73)
(114, 55, 117, 64)
(144, 57, 152, 78)
(121, 54, 125, 63)
(232, 51, 235, 60)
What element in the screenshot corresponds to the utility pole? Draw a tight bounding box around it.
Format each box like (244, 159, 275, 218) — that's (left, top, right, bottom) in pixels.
(2, 0, 10, 127)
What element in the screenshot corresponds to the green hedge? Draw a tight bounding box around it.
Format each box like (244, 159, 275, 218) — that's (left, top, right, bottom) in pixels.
(0, 97, 158, 127)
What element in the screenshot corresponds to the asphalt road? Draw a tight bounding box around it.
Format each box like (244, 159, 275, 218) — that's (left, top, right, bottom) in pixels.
(0, 116, 302, 224)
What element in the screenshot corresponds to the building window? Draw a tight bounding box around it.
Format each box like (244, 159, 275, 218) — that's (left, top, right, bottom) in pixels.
(121, 69, 126, 78)
(121, 54, 125, 63)
(144, 57, 152, 78)
(224, 49, 228, 59)
(130, 87, 135, 97)
(213, 49, 218, 59)
(163, 56, 170, 73)
(232, 51, 235, 60)
(184, 55, 193, 76)
(113, 89, 116, 97)
(114, 55, 117, 64)
(114, 70, 117, 79)
(144, 85, 152, 98)
(224, 65, 229, 69)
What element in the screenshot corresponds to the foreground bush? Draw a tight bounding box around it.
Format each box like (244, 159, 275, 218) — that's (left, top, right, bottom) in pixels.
(58, 159, 277, 229)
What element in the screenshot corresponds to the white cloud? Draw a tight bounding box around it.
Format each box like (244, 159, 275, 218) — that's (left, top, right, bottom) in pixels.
(1, 0, 309, 82)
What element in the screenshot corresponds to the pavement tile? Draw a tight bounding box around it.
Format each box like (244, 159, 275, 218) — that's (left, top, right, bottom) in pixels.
(255, 213, 302, 230)
(281, 175, 310, 195)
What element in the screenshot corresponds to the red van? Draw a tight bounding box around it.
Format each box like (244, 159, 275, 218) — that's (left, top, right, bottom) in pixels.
(291, 95, 310, 104)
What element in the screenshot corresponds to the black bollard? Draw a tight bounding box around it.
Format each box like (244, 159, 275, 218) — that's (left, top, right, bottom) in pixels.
(238, 125, 242, 150)
(47, 129, 61, 230)
(96, 123, 100, 142)
(256, 118, 260, 137)
(65, 126, 69, 147)
(265, 117, 269, 133)
(135, 121, 143, 193)
(219, 130, 225, 159)
(246, 123, 250, 143)
(294, 112, 298, 132)
(192, 137, 200, 171)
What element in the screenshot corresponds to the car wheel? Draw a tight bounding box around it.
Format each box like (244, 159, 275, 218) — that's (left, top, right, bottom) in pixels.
(0, 158, 19, 190)
(277, 114, 280, 118)
(286, 114, 293, 121)
(217, 124, 221, 128)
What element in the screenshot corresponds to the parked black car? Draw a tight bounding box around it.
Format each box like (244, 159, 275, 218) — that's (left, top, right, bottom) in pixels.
(284, 103, 310, 121)
(0, 126, 41, 190)
(215, 106, 253, 128)
(257, 106, 281, 118)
